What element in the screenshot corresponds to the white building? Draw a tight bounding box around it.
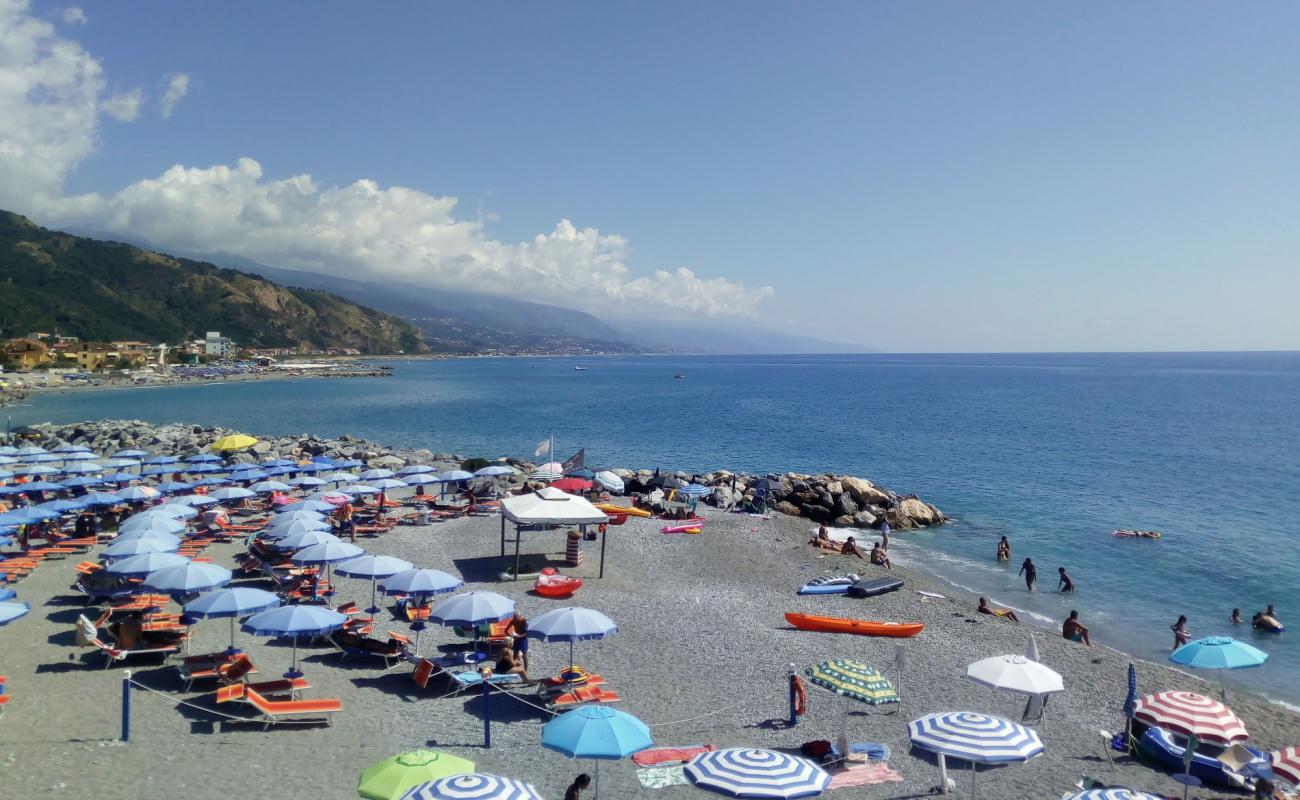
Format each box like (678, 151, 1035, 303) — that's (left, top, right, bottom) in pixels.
(203, 331, 234, 357)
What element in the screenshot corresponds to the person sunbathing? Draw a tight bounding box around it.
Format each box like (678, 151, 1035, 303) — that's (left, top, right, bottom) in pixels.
(840, 536, 866, 559)
(808, 525, 839, 551)
(978, 597, 1020, 622)
(492, 645, 532, 685)
(1062, 610, 1092, 645)
(870, 543, 892, 570)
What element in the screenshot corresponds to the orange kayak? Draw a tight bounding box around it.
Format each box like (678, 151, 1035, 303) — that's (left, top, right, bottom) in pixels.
(784, 612, 923, 638)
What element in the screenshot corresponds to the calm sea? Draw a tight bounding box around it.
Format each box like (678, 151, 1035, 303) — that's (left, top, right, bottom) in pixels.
(9, 352, 1300, 704)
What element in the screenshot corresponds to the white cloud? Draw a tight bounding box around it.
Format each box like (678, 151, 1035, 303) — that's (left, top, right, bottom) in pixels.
(0, 0, 773, 320)
(59, 6, 86, 24)
(159, 72, 189, 118)
(101, 87, 143, 121)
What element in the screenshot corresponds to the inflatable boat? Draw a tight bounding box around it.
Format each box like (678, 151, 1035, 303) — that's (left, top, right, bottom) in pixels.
(784, 612, 923, 638)
(534, 568, 582, 598)
(847, 576, 905, 598)
(798, 574, 861, 595)
(1138, 726, 1269, 788)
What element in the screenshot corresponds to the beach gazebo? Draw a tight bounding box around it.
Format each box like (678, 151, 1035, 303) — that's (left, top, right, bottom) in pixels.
(499, 488, 611, 579)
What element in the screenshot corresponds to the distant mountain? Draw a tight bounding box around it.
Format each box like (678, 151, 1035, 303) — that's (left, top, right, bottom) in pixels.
(0, 211, 426, 354)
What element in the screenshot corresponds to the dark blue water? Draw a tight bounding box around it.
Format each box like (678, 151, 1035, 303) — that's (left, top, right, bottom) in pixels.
(9, 353, 1300, 704)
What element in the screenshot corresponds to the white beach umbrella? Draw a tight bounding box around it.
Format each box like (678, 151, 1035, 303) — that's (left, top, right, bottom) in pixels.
(966, 655, 1064, 696)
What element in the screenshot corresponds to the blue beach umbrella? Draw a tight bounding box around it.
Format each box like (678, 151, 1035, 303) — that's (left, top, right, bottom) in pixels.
(437, 470, 474, 483)
(399, 774, 543, 800)
(323, 471, 358, 483)
(119, 515, 186, 536)
(112, 449, 149, 459)
(288, 475, 326, 487)
(20, 480, 65, 492)
(59, 451, 97, 461)
(564, 468, 595, 479)
(527, 607, 618, 673)
(684, 749, 830, 800)
(273, 529, 340, 550)
(143, 561, 232, 594)
(186, 453, 223, 463)
(291, 540, 363, 564)
(543, 706, 653, 797)
(105, 552, 189, 577)
(241, 604, 347, 676)
(18, 465, 60, 476)
(0, 601, 32, 625)
(263, 466, 295, 476)
(15, 446, 47, 456)
(81, 491, 124, 508)
(116, 485, 161, 503)
(249, 480, 291, 493)
(269, 509, 329, 523)
(678, 484, 711, 497)
(101, 535, 181, 561)
(167, 495, 218, 508)
(397, 465, 436, 477)
(141, 466, 173, 477)
(473, 466, 517, 478)
(336, 554, 415, 613)
(280, 499, 336, 513)
(908, 711, 1043, 795)
(1062, 791, 1165, 800)
(1170, 636, 1268, 701)
(0, 508, 60, 526)
(102, 472, 140, 483)
(61, 462, 103, 474)
(184, 586, 281, 651)
(37, 498, 89, 513)
(0, 469, 12, 480)
(143, 504, 198, 520)
(192, 477, 230, 487)
(340, 484, 380, 495)
(99, 458, 141, 469)
(370, 478, 408, 491)
(266, 516, 331, 533)
(210, 487, 255, 502)
(294, 462, 323, 473)
(144, 455, 179, 465)
(379, 568, 463, 597)
(56, 476, 101, 489)
(429, 591, 514, 627)
(112, 529, 182, 546)
(184, 463, 223, 474)
(261, 458, 296, 468)
(25, 453, 61, 463)
(359, 468, 395, 481)
(52, 444, 91, 453)
(336, 459, 364, 469)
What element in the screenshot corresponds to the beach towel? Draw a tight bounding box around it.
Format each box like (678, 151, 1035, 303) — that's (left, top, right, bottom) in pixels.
(828, 762, 903, 789)
(636, 766, 688, 789)
(632, 745, 716, 767)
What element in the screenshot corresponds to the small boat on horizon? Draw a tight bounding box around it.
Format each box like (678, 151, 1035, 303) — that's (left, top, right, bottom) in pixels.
(574, 365, 587, 371)
(673, 374, 684, 379)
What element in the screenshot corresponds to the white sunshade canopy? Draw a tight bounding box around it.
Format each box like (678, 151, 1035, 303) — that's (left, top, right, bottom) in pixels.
(500, 487, 609, 526)
(966, 655, 1064, 696)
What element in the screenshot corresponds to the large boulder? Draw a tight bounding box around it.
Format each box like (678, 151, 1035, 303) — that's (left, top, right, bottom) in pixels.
(833, 515, 856, 527)
(840, 476, 890, 506)
(852, 510, 878, 528)
(896, 497, 945, 528)
(774, 500, 802, 517)
(836, 492, 859, 517)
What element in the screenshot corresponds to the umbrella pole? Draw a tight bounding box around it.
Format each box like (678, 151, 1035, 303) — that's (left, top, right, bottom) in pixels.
(570, 640, 576, 674)
(970, 762, 976, 800)
(594, 759, 600, 800)
(937, 753, 948, 795)
(229, 617, 237, 652)
(369, 577, 379, 615)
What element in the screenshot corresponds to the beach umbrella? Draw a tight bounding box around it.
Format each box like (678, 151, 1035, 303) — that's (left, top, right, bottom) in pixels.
(0, 601, 31, 625)
(336, 459, 365, 469)
(323, 471, 359, 483)
(168, 495, 218, 508)
(262, 465, 295, 476)
(908, 711, 1043, 796)
(210, 487, 256, 502)
(474, 465, 517, 478)
(192, 477, 230, 487)
(105, 552, 189, 577)
(678, 484, 711, 498)
(273, 529, 340, 550)
(241, 604, 346, 677)
(289, 540, 361, 563)
(141, 466, 173, 477)
(1132, 691, 1248, 745)
(288, 475, 326, 487)
(564, 467, 595, 479)
(142, 561, 232, 594)
(18, 465, 60, 476)
(116, 485, 161, 503)
(233, 469, 270, 482)
(266, 516, 331, 533)
(119, 515, 186, 536)
(648, 474, 684, 490)
(528, 606, 618, 673)
(112, 449, 149, 459)
(144, 455, 179, 465)
(280, 499, 337, 513)
(399, 773, 542, 800)
(52, 444, 91, 453)
(358, 749, 476, 800)
(341, 484, 380, 495)
(226, 463, 261, 474)
(99, 458, 140, 469)
(370, 478, 409, 490)
(379, 569, 463, 597)
(1062, 791, 1165, 800)
(24, 453, 61, 463)
(61, 462, 103, 474)
(58, 476, 102, 489)
(806, 659, 899, 705)
(398, 465, 437, 477)
(59, 451, 97, 461)
(103, 472, 141, 483)
(37, 498, 89, 513)
(359, 468, 396, 481)
(20, 480, 65, 492)
(211, 434, 257, 452)
(549, 478, 592, 493)
(429, 591, 514, 627)
(141, 503, 198, 520)
(155, 481, 195, 493)
(966, 655, 1064, 696)
(438, 470, 475, 483)
(1169, 636, 1268, 701)
(0, 469, 12, 480)
(1270, 747, 1300, 786)
(184, 587, 281, 651)
(186, 453, 223, 463)
(684, 749, 830, 800)
(0, 508, 59, 526)
(112, 529, 182, 547)
(294, 462, 323, 473)
(336, 554, 414, 613)
(249, 480, 291, 493)
(184, 463, 223, 474)
(529, 463, 563, 481)
(15, 446, 47, 456)
(543, 706, 653, 798)
(80, 491, 124, 508)
(101, 535, 181, 561)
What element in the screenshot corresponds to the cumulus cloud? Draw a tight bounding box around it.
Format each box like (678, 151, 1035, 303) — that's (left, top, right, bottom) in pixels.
(159, 72, 189, 118)
(0, 0, 773, 319)
(59, 5, 86, 24)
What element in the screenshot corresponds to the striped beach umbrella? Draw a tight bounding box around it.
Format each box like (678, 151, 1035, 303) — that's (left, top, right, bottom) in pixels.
(1269, 747, 1300, 786)
(908, 712, 1044, 763)
(806, 659, 898, 705)
(400, 773, 543, 800)
(685, 748, 830, 799)
(1132, 691, 1248, 745)
(1062, 791, 1165, 800)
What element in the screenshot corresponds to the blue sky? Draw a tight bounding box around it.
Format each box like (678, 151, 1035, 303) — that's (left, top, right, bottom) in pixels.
(4, 1, 1300, 351)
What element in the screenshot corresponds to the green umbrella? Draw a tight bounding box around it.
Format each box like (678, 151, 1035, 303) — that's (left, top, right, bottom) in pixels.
(358, 749, 475, 800)
(806, 659, 899, 705)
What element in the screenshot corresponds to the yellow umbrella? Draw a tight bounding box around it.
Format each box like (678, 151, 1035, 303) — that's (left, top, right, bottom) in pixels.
(210, 434, 258, 452)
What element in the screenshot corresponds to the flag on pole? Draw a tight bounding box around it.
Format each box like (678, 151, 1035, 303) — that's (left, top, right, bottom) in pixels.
(534, 438, 551, 458)
(562, 448, 586, 472)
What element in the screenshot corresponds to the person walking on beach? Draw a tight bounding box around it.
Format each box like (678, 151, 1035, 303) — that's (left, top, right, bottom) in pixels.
(1056, 567, 1075, 593)
(1062, 610, 1092, 646)
(1019, 558, 1037, 591)
(1171, 615, 1190, 649)
(997, 536, 1010, 562)
(564, 774, 591, 800)
(508, 611, 530, 671)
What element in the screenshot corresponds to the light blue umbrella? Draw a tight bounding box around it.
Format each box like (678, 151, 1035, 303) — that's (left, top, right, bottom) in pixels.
(379, 569, 463, 597)
(323, 471, 359, 483)
(20, 480, 65, 492)
(262, 459, 296, 468)
(143, 561, 232, 594)
(437, 470, 475, 482)
(167, 495, 218, 508)
(144, 455, 179, 465)
(1170, 636, 1268, 700)
(288, 475, 326, 487)
(0, 470, 12, 481)
(268, 510, 329, 526)
(52, 444, 91, 453)
(398, 465, 437, 477)
(684, 749, 830, 800)
(118, 515, 186, 536)
(273, 529, 340, 550)
(210, 487, 256, 501)
(429, 591, 514, 627)
(143, 504, 198, 520)
(265, 517, 333, 536)
(112, 449, 150, 459)
(184, 463, 223, 474)
(542, 706, 653, 797)
(37, 498, 89, 513)
(0, 601, 31, 625)
(61, 462, 104, 474)
(186, 453, 223, 463)
(25, 453, 61, 463)
(155, 481, 195, 493)
(141, 466, 173, 477)
(102, 472, 140, 483)
(475, 465, 517, 478)
(112, 530, 182, 546)
(341, 484, 380, 495)
(101, 535, 181, 561)
(192, 477, 230, 487)
(336, 554, 414, 612)
(291, 540, 363, 564)
(18, 465, 59, 476)
(359, 468, 395, 481)
(116, 485, 161, 503)
(106, 552, 189, 577)
(99, 458, 141, 469)
(81, 492, 125, 508)
(184, 587, 281, 651)
(280, 499, 337, 513)
(60, 451, 97, 461)
(370, 478, 409, 490)
(250, 480, 291, 493)
(399, 774, 543, 800)
(15, 446, 47, 456)
(242, 604, 347, 676)
(527, 607, 618, 672)
(0, 508, 60, 525)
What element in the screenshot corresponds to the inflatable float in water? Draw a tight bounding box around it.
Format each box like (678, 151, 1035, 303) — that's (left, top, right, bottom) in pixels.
(1114, 529, 1162, 539)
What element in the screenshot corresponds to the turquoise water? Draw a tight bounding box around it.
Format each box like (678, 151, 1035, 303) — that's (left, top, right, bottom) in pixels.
(9, 352, 1300, 704)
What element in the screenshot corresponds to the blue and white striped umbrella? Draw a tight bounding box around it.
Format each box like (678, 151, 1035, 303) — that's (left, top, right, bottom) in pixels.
(1062, 791, 1164, 800)
(907, 712, 1044, 763)
(400, 773, 543, 800)
(685, 749, 830, 799)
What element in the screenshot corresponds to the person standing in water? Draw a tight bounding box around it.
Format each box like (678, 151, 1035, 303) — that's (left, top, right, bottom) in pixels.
(1019, 558, 1037, 591)
(997, 536, 1010, 562)
(1057, 567, 1076, 593)
(1171, 615, 1190, 648)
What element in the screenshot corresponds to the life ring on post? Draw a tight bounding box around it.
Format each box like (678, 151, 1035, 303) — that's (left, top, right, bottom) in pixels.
(791, 674, 808, 716)
(598, 523, 607, 534)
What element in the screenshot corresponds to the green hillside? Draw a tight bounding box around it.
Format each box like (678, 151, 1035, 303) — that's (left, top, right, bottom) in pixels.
(0, 211, 426, 354)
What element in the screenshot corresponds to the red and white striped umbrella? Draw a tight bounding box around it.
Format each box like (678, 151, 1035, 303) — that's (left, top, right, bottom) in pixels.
(1132, 691, 1248, 745)
(1271, 746, 1300, 786)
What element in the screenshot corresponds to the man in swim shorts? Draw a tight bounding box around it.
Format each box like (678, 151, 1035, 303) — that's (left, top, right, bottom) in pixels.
(978, 597, 1020, 622)
(840, 536, 866, 559)
(870, 542, 892, 570)
(1057, 567, 1075, 593)
(1062, 610, 1091, 645)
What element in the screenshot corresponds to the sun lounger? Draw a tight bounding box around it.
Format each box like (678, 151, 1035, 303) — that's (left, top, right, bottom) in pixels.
(180, 653, 259, 691)
(448, 670, 524, 695)
(91, 637, 179, 668)
(547, 684, 622, 709)
(327, 630, 412, 668)
(215, 677, 311, 703)
(243, 687, 341, 728)
(74, 561, 102, 575)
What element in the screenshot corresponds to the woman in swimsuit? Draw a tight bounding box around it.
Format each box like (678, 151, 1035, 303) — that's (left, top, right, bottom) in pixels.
(978, 597, 1020, 622)
(997, 536, 1010, 562)
(1020, 558, 1037, 591)
(493, 645, 532, 684)
(1171, 615, 1190, 648)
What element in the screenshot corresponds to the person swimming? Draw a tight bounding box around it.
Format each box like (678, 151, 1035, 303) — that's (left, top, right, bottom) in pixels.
(1062, 610, 1092, 645)
(1231, 608, 1242, 625)
(1019, 558, 1037, 591)
(996, 536, 1010, 562)
(1057, 567, 1075, 593)
(978, 596, 1020, 622)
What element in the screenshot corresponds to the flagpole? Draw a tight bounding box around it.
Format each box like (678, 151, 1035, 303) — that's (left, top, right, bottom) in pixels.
(549, 434, 555, 470)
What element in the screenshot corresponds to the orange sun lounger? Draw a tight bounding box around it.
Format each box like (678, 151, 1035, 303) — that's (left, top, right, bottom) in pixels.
(243, 687, 341, 728)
